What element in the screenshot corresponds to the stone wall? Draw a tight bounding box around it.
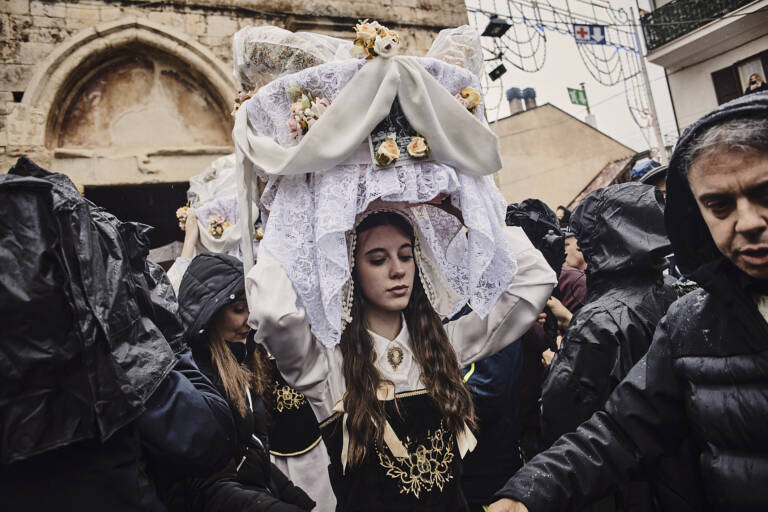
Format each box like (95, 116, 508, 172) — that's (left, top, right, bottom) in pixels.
(0, 0, 468, 182)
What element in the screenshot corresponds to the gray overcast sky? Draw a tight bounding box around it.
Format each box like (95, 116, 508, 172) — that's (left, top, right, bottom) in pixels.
(468, 0, 678, 153)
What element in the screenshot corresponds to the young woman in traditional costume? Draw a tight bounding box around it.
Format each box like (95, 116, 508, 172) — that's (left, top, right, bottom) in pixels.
(245, 201, 554, 511)
(234, 23, 556, 511)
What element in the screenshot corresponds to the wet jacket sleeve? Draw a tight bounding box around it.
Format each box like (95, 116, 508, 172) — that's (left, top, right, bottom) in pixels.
(445, 226, 556, 367)
(180, 461, 314, 512)
(539, 308, 623, 445)
(494, 314, 687, 512)
(137, 348, 236, 478)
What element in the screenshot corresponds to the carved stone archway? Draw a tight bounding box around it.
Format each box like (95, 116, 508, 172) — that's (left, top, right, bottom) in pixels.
(8, 18, 236, 185)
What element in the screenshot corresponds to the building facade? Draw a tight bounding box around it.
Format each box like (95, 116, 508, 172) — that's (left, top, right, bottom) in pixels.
(492, 102, 636, 210)
(1, 0, 467, 246)
(642, 0, 768, 131)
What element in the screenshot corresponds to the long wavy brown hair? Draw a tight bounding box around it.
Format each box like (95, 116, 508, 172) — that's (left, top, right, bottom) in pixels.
(209, 322, 271, 417)
(340, 211, 476, 466)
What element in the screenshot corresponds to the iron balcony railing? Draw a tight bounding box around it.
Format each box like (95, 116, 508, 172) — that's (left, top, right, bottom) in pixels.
(641, 0, 755, 51)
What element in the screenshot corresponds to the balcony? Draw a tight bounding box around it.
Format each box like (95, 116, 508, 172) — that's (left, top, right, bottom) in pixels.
(641, 0, 755, 51)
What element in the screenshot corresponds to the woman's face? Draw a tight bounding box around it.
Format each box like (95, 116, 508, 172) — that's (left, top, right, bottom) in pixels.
(213, 297, 250, 343)
(355, 224, 416, 314)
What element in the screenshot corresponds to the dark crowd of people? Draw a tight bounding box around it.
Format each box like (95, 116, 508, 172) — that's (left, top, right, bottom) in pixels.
(1, 91, 767, 512)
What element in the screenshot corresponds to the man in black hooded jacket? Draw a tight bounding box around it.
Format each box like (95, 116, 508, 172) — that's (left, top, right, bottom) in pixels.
(489, 93, 768, 511)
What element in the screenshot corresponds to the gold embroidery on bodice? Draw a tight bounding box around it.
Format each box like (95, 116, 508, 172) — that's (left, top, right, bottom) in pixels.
(273, 381, 307, 412)
(377, 424, 455, 498)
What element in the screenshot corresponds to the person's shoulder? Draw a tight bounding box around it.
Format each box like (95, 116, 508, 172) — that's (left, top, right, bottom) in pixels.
(660, 288, 719, 352)
(665, 287, 713, 322)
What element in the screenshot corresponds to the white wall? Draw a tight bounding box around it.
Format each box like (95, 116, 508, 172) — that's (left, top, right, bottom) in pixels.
(667, 34, 768, 130)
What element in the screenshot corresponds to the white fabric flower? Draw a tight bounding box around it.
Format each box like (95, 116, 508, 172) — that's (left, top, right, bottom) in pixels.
(311, 98, 329, 117)
(374, 34, 398, 57)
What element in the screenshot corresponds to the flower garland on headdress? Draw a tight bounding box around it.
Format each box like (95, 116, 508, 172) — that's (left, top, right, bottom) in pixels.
(351, 20, 400, 59)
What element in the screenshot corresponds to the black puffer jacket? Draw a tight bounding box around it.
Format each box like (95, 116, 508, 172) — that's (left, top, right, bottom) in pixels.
(171, 253, 315, 512)
(540, 182, 675, 446)
(495, 92, 768, 511)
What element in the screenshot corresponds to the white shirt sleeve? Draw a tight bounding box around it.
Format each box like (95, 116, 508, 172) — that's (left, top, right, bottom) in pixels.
(245, 245, 339, 419)
(166, 257, 193, 296)
(445, 226, 557, 367)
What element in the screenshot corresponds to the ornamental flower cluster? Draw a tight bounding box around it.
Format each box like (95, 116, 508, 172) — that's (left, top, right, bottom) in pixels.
(231, 88, 256, 116)
(352, 20, 400, 59)
(286, 83, 330, 140)
(209, 214, 231, 239)
(455, 87, 482, 114)
(375, 134, 429, 167)
(176, 206, 189, 231)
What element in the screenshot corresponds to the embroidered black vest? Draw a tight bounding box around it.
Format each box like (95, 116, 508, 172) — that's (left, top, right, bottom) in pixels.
(267, 358, 323, 457)
(320, 390, 469, 512)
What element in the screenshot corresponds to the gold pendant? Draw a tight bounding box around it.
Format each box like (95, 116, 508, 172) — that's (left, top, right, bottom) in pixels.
(387, 345, 404, 372)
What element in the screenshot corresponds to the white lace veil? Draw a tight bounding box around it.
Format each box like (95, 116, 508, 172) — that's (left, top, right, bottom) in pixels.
(234, 25, 516, 347)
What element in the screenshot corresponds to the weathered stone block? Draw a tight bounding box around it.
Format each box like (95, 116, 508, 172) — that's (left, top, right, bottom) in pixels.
(0, 0, 29, 16)
(30, 0, 65, 18)
(19, 41, 55, 64)
(28, 23, 71, 44)
(30, 14, 61, 28)
(6, 102, 46, 146)
(148, 10, 184, 30)
(185, 12, 205, 36)
(206, 14, 238, 37)
(0, 91, 13, 115)
(0, 64, 32, 91)
(99, 5, 123, 22)
(65, 3, 100, 30)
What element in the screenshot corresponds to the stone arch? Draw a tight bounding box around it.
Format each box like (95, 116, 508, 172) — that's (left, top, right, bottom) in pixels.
(9, 18, 236, 185)
(23, 17, 235, 147)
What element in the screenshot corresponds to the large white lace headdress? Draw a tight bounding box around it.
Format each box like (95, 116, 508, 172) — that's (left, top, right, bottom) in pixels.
(233, 23, 517, 347)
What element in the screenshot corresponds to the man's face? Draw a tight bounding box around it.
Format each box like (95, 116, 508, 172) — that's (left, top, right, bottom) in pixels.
(564, 235, 587, 271)
(688, 148, 768, 280)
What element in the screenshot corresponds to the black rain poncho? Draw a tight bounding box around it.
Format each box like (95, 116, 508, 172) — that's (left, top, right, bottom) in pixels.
(494, 91, 768, 512)
(0, 158, 177, 464)
(539, 182, 674, 446)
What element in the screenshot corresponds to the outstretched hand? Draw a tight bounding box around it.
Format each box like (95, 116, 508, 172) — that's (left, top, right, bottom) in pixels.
(547, 296, 573, 331)
(488, 498, 529, 512)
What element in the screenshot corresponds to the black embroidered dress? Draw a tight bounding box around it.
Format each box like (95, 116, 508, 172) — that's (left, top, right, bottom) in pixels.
(246, 231, 556, 511)
(321, 391, 467, 511)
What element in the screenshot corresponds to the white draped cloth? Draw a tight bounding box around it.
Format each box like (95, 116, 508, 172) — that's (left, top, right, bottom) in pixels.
(234, 50, 516, 348)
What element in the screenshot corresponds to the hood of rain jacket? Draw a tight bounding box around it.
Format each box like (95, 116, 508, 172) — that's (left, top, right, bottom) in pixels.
(177, 253, 246, 354)
(665, 90, 768, 294)
(0, 158, 178, 464)
(571, 182, 670, 277)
